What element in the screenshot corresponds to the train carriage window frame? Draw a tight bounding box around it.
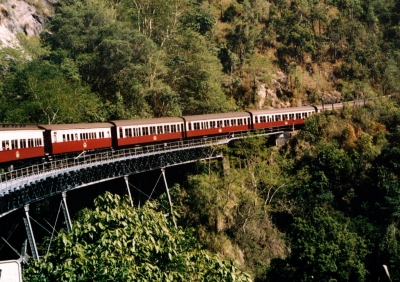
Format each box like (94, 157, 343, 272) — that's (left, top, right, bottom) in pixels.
(11, 139, 18, 149)
(157, 126, 163, 134)
(20, 139, 27, 148)
(125, 128, 132, 137)
(1, 140, 6, 150)
(164, 125, 170, 133)
(142, 127, 149, 136)
(28, 139, 34, 148)
(255, 116, 258, 123)
(275, 115, 282, 121)
(224, 120, 229, 127)
(282, 114, 288, 120)
(238, 119, 243, 126)
(217, 120, 223, 127)
(260, 116, 266, 123)
(296, 113, 301, 119)
(171, 124, 177, 133)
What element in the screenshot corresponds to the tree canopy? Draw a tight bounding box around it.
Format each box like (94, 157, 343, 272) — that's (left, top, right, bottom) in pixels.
(23, 192, 251, 282)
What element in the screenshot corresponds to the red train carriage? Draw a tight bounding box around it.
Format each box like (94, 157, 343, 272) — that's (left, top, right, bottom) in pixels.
(0, 124, 45, 163)
(38, 123, 113, 155)
(182, 112, 251, 138)
(110, 118, 185, 147)
(248, 106, 316, 130)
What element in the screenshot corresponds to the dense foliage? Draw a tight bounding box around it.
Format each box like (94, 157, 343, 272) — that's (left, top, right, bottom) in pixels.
(23, 192, 251, 281)
(1, 0, 400, 123)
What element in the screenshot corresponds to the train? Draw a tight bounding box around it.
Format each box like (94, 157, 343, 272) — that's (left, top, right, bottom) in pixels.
(0, 100, 368, 168)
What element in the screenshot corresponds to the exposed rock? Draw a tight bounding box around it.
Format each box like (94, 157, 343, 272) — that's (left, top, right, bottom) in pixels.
(0, 0, 54, 47)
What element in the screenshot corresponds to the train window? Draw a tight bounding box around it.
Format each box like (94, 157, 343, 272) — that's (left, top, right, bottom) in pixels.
(164, 125, 170, 133)
(231, 119, 236, 126)
(142, 127, 149, 136)
(283, 114, 288, 120)
(260, 116, 266, 123)
(125, 128, 132, 137)
(194, 123, 200, 130)
(296, 113, 301, 119)
(302, 112, 306, 118)
(100, 132, 104, 138)
(224, 120, 229, 127)
(150, 126, 156, 134)
(275, 115, 281, 121)
(255, 116, 258, 123)
(157, 126, 163, 134)
(36, 138, 42, 146)
(171, 125, 176, 132)
(20, 139, 27, 148)
(203, 122, 209, 129)
(217, 121, 223, 127)
(238, 119, 243, 125)
(11, 139, 18, 149)
(62, 134, 66, 141)
(188, 123, 192, 131)
(28, 139, 34, 147)
(2, 141, 8, 150)
(119, 128, 123, 138)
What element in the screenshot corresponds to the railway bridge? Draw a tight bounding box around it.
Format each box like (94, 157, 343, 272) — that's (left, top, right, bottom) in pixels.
(0, 128, 288, 261)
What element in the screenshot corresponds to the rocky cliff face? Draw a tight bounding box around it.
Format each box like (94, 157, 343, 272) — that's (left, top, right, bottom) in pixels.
(0, 0, 54, 47)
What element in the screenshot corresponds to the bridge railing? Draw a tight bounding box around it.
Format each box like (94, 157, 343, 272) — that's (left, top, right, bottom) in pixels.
(0, 134, 230, 190)
(0, 128, 286, 194)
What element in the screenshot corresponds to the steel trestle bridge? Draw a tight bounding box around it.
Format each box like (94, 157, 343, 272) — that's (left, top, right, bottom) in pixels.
(0, 128, 288, 261)
(0, 128, 287, 217)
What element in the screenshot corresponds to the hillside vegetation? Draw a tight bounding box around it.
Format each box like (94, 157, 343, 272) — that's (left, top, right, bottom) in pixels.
(1, 0, 399, 281)
(0, 0, 399, 123)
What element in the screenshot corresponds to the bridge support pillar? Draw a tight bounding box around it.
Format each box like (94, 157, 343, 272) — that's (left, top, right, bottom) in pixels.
(124, 175, 134, 207)
(23, 205, 39, 260)
(61, 192, 73, 233)
(161, 168, 177, 228)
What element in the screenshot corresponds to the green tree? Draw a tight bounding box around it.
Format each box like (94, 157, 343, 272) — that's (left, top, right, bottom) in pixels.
(2, 61, 103, 123)
(24, 192, 251, 281)
(266, 208, 369, 282)
(167, 30, 234, 114)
